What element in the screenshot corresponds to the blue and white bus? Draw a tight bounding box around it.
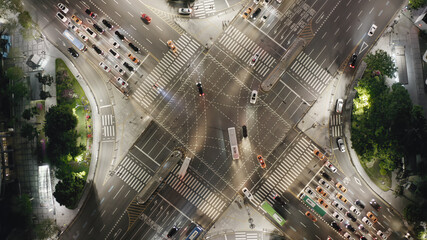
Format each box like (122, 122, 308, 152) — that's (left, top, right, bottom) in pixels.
(63, 29, 87, 52)
(185, 226, 203, 240)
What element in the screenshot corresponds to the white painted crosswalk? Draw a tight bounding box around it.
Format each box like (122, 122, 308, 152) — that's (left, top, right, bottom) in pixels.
(217, 26, 277, 77)
(164, 165, 226, 221)
(330, 114, 342, 137)
(235, 232, 260, 240)
(193, 0, 215, 18)
(101, 114, 115, 139)
(252, 137, 315, 206)
(132, 34, 201, 109)
(289, 52, 333, 94)
(116, 156, 152, 193)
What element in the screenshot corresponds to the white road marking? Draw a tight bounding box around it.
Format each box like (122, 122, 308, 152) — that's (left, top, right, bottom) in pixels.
(128, 12, 134, 17)
(115, 11, 121, 17)
(130, 24, 136, 30)
(143, 25, 149, 31)
(300, 222, 306, 228)
(156, 26, 163, 31)
(114, 0, 118, 3)
(146, 38, 152, 44)
(101, 0, 106, 4)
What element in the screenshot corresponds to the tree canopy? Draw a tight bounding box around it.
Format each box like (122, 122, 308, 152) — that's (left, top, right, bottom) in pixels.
(351, 50, 427, 174)
(409, 0, 427, 9)
(364, 49, 398, 78)
(53, 173, 86, 208)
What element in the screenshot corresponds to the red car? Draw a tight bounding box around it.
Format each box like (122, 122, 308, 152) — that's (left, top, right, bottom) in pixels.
(141, 14, 151, 23)
(257, 155, 266, 169)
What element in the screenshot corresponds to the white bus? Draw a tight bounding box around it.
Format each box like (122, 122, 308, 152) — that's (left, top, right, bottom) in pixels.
(228, 127, 239, 160)
(178, 157, 191, 179)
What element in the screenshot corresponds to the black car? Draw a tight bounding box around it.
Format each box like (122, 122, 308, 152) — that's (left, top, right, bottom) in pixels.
(242, 125, 248, 138)
(115, 30, 125, 40)
(85, 9, 97, 18)
(346, 212, 357, 222)
(67, 47, 79, 58)
(251, 8, 262, 19)
(129, 42, 139, 52)
(370, 199, 381, 211)
(273, 193, 286, 207)
(123, 62, 134, 72)
(92, 45, 103, 55)
(102, 19, 113, 30)
(196, 82, 204, 96)
(345, 223, 356, 232)
(93, 24, 104, 34)
(321, 171, 332, 181)
(355, 199, 365, 209)
(349, 53, 357, 68)
(330, 221, 342, 232)
(358, 224, 369, 234)
(167, 226, 178, 238)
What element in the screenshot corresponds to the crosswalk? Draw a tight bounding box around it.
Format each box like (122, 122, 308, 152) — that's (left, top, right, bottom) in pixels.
(164, 165, 227, 221)
(330, 114, 342, 137)
(116, 156, 153, 193)
(132, 34, 201, 109)
(217, 26, 277, 77)
(252, 137, 315, 206)
(235, 232, 260, 240)
(289, 52, 333, 94)
(193, 0, 216, 18)
(101, 114, 115, 140)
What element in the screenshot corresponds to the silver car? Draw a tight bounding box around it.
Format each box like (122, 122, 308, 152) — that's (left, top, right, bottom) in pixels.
(178, 8, 192, 15)
(337, 138, 345, 152)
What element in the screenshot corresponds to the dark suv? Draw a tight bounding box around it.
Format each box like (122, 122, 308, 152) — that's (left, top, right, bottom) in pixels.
(346, 212, 357, 222)
(355, 199, 365, 209)
(93, 24, 104, 34)
(67, 47, 79, 58)
(92, 45, 103, 55)
(349, 53, 357, 68)
(102, 19, 113, 30)
(123, 62, 134, 72)
(370, 199, 381, 211)
(196, 82, 204, 96)
(167, 226, 179, 238)
(321, 171, 332, 181)
(115, 30, 125, 40)
(331, 221, 342, 232)
(273, 193, 286, 207)
(242, 125, 248, 138)
(129, 43, 139, 52)
(251, 8, 262, 19)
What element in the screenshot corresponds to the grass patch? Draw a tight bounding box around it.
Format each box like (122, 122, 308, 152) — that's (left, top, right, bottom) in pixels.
(360, 158, 392, 191)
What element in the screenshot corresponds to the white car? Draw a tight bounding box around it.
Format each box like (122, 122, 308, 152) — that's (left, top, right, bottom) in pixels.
(78, 32, 89, 42)
(362, 217, 373, 226)
(117, 77, 129, 87)
(99, 62, 111, 72)
(332, 200, 344, 211)
(69, 23, 79, 32)
(276, 0, 282, 3)
(57, 3, 69, 13)
(305, 187, 314, 196)
(343, 232, 351, 239)
(242, 187, 253, 200)
(350, 205, 361, 216)
(110, 39, 120, 48)
(333, 211, 344, 223)
(250, 53, 259, 66)
(336, 98, 343, 113)
(337, 138, 345, 152)
(254, 0, 260, 4)
(261, 15, 267, 23)
(56, 12, 68, 23)
(109, 49, 119, 59)
(82, 25, 97, 38)
(178, 8, 192, 15)
(318, 178, 330, 189)
(114, 64, 126, 76)
(368, 24, 377, 36)
(325, 161, 337, 173)
(250, 90, 258, 104)
(377, 230, 385, 239)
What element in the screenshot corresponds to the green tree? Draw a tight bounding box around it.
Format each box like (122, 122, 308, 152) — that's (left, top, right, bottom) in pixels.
(364, 49, 397, 78)
(8, 81, 28, 102)
(18, 11, 32, 29)
(404, 203, 422, 222)
(409, 0, 427, 9)
(53, 173, 86, 209)
(40, 90, 51, 100)
(44, 105, 77, 138)
(34, 218, 59, 239)
(11, 194, 33, 228)
(21, 123, 38, 141)
(6, 66, 24, 81)
(22, 108, 32, 120)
